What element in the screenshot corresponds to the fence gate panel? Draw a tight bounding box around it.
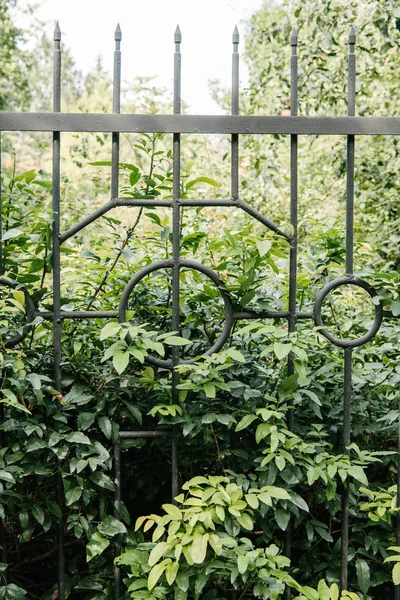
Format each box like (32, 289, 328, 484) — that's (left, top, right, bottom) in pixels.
(0, 20, 399, 600)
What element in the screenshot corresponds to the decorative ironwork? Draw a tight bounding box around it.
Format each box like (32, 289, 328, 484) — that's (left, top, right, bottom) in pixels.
(1, 19, 400, 600)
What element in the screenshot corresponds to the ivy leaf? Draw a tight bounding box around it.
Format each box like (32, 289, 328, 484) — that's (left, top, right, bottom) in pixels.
(65, 487, 82, 506)
(98, 416, 112, 439)
(67, 432, 91, 445)
(77, 412, 95, 430)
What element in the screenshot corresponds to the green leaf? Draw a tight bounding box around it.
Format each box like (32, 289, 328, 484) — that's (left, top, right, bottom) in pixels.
(348, 465, 368, 485)
(186, 176, 221, 189)
(67, 432, 91, 445)
(393, 562, 400, 585)
(237, 513, 253, 530)
(2, 228, 23, 241)
(204, 383, 216, 398)
(227, 348, 246, 363)
(149, 541, 170, 567)
(31, 504, 45, 526)
(90, 472, 115, 491)
(273, 342, 292, 360)
(77, 412, 95, 430)
(65, 487, 82, 506)
(275, 508, 290, 531)
(236, 414, 258, 431)
(148, 558, 170, 590)
(259, 486, 291, 501)
(162, 503, 182, 519)
(0, 470, 15, 484)
(392, 299, 400, 317)
(86, 531, 110, 561)
(163, 336, 192, 346)
(98, 516, 127, 537)
(238, 554, 250, 574)
(256, 239, 272, 257)
(190, 533, 208, 564)
(165, 561, 179, 585)
(113, 351, 130, 374)
(330, 583, 339, 600)
(356, 558, 370, 594)
(98, 416, 112, 439)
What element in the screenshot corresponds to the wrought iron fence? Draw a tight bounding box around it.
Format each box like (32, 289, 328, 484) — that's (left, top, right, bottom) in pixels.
(0, 19, 400, 600)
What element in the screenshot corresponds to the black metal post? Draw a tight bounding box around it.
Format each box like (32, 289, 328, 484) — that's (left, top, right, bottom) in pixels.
(231, 26, 239, 200)
(172, 25, 182, 406)
(113, 440, 121, 599)
(284, 28, 298, 600)
(52, 21, 65, 600)
(340, 28, 356, 594)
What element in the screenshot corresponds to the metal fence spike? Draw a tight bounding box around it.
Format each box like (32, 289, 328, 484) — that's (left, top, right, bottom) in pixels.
(232, 25, 239, 44)
(291, 28, 298, 46)
(54, 22, 61, 41)
(349, 26, 356, 45)
(174, 24, 182, 43)
(115, 23, 122, 41)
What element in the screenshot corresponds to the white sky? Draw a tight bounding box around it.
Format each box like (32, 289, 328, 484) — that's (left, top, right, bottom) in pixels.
(17, 0, 266, 113)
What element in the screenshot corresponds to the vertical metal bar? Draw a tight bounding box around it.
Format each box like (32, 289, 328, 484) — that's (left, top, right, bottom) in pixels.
(0, 131, 3, 275)
(171, 434, 179, 502)
(171, 25, 182, 404)
(284, 29, 298, 600)
(340, 346, 352, 592)
(395, 413, 400, 600)
(113, 441, 121, 600)
(0, 131, 3, 563)
(52, 22, 65, 600)
(340, 33, 356, 593)
(346, 28, 356, 275)
(111, 25, 121, 199)
(231, 26, 239, 200)
(0, 137, 6, 570)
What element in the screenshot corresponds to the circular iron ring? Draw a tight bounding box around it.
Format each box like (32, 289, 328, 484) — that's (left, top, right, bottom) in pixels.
(313, 276, 383, 348)
(118, 259, 233, 368)
(0, 277, 36, 348)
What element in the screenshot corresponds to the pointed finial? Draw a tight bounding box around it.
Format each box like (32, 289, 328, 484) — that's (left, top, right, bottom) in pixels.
(54, 22, 61, 41)
(115, 23, 122, 41)
(348, 26, 356, 45)
(291, 28, 298, 46)
(232, 25, 239, 45)
(174, 25, 182, 44)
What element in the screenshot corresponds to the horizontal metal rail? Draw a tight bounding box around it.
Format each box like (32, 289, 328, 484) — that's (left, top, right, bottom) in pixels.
(2, 113, 400, 135)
